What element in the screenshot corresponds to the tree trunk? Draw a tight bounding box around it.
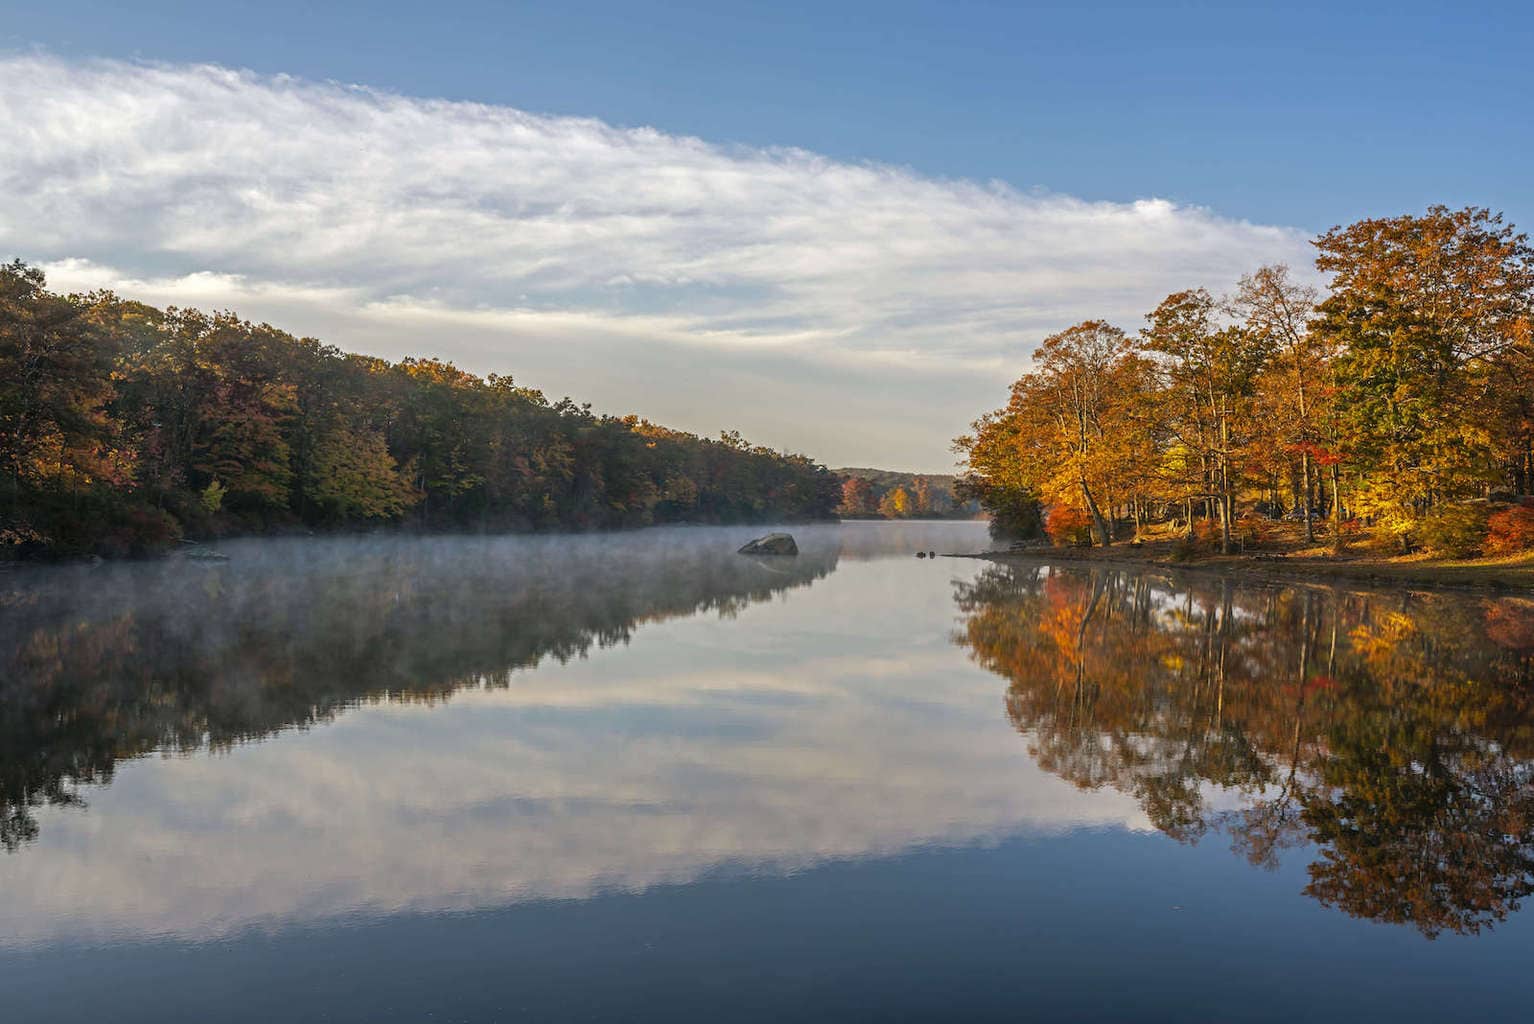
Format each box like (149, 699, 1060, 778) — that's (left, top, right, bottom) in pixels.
(1329, 462, 1344, 548)
(1080, 479, 1111, 547)
(1218, 458, 1234, 554)
(1300, 449, 1314, 543)
(1218, 409, 1234, 554)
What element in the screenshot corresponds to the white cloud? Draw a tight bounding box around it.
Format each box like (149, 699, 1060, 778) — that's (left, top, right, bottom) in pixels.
(0, 55, 1313, 468)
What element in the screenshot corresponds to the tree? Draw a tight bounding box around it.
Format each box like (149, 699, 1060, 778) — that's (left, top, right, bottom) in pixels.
(912, 475, 933, 514)
(1142, 290, 1271, 553)
(839, 475, 875, 516)
(954, 410, 1044, 539)
(1314, 206, 1534, 543)
(1, 264, 844, 557)
(957, 321, 1145, 546)
(0, 262, 121, 522)
(193, 379, 295, 513)
(1232, 265, 1326, 541)
(305, 426, 417, 520)
(1032, 321, 1130, 545)
(958, 207, 1534, 553)
(879, 484, 912, 518)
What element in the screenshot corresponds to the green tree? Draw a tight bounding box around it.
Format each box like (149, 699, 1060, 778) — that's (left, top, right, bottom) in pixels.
(1315, 206, 1534, 544)
(305, 426, 417, 520)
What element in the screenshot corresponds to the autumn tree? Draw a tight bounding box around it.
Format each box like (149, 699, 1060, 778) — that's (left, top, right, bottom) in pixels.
(879, 484, 911, 518)
(0, 262, 121, 529)
(1232, 265, 1328, 541)
(953, 412, 1044, 539)
(1141, 290, 1271, 552)
(1315, 206, 1534, 543)
(911, 475, 933, 514)
(838, 475, 875, 516)
(1, 263, 843, 557)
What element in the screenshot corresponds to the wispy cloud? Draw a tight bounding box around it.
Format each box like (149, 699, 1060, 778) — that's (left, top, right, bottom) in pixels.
(0, 55, 1311, 468)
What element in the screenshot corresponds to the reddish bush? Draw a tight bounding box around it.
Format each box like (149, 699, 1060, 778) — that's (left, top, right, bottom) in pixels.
(1045, 505, 1093, 545)
(1192, 517, 1222, 546)
(1486, 504, 1534, 555)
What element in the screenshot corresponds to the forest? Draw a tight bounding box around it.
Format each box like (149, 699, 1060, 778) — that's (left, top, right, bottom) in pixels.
(957, 206, 1534, 557)
(0, 262, 843, 557)
(833, 467, 979, 520)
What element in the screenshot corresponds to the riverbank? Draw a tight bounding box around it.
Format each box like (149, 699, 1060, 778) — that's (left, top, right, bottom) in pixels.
(964, 537, 1534, 592)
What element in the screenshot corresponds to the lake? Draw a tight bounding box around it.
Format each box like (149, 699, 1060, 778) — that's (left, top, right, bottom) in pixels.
(2, 521, 1531, 1021)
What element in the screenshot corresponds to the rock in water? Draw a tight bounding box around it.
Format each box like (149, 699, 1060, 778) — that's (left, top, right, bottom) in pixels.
(737, 533, 798, 556)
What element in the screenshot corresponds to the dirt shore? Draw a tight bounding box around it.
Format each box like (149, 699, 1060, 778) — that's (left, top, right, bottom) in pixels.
(958, 538, 1534, 593)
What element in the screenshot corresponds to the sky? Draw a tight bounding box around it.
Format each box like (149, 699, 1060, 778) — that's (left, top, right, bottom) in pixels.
(2, 1, 1530, 471)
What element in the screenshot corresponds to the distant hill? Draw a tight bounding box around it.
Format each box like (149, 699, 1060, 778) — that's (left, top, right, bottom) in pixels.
(833, 468, 980, 519)
(836, 467, 960, 490)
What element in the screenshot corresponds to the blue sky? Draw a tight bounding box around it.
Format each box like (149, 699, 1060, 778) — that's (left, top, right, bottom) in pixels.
(2, 2, 1529, 469)
(11, 0, 1530, 229)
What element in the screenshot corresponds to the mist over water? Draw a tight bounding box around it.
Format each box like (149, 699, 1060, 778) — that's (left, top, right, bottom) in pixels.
(3, 522, 1532, 1022)
(3, 522, 1051, 942)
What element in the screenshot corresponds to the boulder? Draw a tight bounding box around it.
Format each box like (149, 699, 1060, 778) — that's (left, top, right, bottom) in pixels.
(738, 532, 798, 556)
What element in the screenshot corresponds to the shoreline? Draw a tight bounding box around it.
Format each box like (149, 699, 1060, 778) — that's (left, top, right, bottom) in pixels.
(954, 541, 1534, 594)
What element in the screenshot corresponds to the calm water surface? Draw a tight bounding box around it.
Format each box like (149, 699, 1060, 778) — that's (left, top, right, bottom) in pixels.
(2, 522, 1531, 1021)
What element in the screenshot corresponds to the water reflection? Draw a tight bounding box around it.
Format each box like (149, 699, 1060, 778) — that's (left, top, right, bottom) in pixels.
(10, 523, 1151, 949)
(0, 529, 845, 851)
(954, 563, 1534, 937)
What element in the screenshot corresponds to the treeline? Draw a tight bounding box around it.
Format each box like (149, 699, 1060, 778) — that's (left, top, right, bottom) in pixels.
(957, 206, 1534, 554)
(834, 468, 977, 519)
(0, 262, 842, 557)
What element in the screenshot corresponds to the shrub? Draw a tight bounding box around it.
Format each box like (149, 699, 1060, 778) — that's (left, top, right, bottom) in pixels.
(97, 505, 184, 558)
(1487, 503, 1534, 555)
(1045, 505, 1093, 546)
(955, 476, 1043, 540)
(1415, 503, 1490, 558)
(1168, 536, 1198, 562)
(200, 479, 227, 515)
(1192, 517, 1222, 547)
(1235, 511, 1277, 549)
(1327, 517, 1363, 554)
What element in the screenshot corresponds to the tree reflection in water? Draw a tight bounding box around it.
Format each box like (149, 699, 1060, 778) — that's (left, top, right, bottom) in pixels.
(0, 532, 839, 852)
(954, 563, 1534, 938)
